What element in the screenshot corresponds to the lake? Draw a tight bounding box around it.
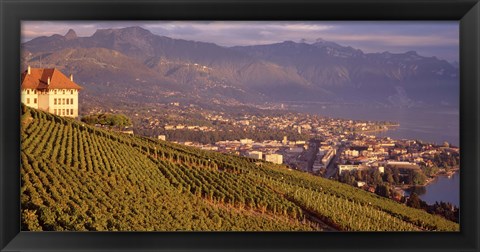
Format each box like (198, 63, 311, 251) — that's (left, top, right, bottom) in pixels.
(290, 103, 460, 206)
(406, 171, 460, 207)
(293, 104, 459, 146)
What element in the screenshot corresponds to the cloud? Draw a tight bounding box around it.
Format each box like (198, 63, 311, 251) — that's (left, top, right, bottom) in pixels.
(21, 21, 103, 41)
(140, 21, 334, 46)
(324, 34, 458, 47)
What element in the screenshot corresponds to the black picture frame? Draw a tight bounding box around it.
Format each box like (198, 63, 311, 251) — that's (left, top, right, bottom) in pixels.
(1, 0, 479, 251)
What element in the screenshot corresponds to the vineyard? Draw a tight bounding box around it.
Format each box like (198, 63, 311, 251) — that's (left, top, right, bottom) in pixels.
(20, 105, 460, 231)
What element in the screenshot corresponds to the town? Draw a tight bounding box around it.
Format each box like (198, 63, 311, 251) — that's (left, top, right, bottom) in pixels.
(114, 102, 459, 202)
(82, 100, 460, 197)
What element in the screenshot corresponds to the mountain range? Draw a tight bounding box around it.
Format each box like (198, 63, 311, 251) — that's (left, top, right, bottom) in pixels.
(21, 26, 459, 109)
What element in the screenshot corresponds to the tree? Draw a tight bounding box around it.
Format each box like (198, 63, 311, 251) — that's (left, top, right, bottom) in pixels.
(81, 113, 132, 129)
(412, 170, 427, 185)
(355, 170, 364, 181)
(386, 173, 395, 185)
(375, 184, 390, 198)
(392, 167, 400, 184)
(407, 193, 422, 209)
(383, 169, 395, 184)
(423, 165, 438, 177)
(340, 172, 355, 186)
(372, 170, 383, 186)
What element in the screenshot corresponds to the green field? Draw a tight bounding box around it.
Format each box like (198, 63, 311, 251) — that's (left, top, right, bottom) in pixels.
(20, 105, 459, 231)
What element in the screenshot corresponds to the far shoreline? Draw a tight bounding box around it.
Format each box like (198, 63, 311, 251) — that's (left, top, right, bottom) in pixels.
(398, 166, 460, 191)
(401, 167, 460, 205)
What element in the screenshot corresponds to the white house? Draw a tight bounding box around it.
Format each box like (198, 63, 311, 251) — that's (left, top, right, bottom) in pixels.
(21, 66, 82, 118)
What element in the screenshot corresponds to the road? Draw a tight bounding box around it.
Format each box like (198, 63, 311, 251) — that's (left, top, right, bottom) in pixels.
(324, 146, 344, 179)
(305, 139, 320, 173)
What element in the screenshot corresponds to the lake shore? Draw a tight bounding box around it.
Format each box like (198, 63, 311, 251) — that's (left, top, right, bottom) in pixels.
(400, 167, 460, 208)
(396, 166, 460, 192)
(423, 166, 460, 187)
(358, 124, 400, 134)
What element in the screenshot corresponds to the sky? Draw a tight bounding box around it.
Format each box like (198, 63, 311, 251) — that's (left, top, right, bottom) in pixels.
(22, 21, 459, 62)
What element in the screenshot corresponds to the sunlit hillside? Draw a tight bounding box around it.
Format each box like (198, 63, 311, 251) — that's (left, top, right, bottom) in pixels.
(20, 105, 459, 231)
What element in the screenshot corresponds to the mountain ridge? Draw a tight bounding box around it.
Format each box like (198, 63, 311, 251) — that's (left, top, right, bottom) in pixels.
(22, 26, 458, 108)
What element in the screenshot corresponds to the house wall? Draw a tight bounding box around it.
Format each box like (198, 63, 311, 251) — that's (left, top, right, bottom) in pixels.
(38, 91, 49, 111)
(265, 154, 283, 164)
(21, 88, 79, 118)
(48, 89, 79, 118)
(21, 89, 39, 109)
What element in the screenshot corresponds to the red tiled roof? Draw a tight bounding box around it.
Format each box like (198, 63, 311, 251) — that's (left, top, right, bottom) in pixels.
(21, 68, 82, 90)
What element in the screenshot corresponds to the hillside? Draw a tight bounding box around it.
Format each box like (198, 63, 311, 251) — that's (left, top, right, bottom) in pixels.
(20, 106, 459, 231)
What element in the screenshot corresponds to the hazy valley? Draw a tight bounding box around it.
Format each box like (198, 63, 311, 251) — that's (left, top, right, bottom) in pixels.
(22, 26, 459, 110)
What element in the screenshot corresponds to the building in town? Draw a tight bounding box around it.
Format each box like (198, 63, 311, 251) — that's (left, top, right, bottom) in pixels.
(248, 151, 263, 159)
(265, 153, 283, 164)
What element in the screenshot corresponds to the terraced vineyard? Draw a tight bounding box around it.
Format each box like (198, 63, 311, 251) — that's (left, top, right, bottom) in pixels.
(20, 105, 459, 231)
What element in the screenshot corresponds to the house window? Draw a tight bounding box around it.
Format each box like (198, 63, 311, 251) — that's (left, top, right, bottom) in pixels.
(26, 90, 30, 94)
(67, 99, 69, 105)
(54, 90, 57, 94)
(54, 98, 57, 105)
(54, 109, 57, 115)
(70, 109, 74, 115)
(66, 109, 69, 115)
(62, 109, 65, 115)
(34, 90, 37, 94)
(26, 98, 30, 104)
(71, 98, 74, 104)
(71, 90, 74, 94)
(34, 98, 37, 104)
(63, 98, 65, 105)
(63, 90, 65, 94)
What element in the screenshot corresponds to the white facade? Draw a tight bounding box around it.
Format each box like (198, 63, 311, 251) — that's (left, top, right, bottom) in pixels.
(21, 89, 39, 109)
(240, 138, 254, 145)
(248, 151, 263, 159)
(22, 88, 79, 118)
(265, 153, 283, 164)
(345, 149, 360, 157)
(377, 166, 385, 174)
(321, 149, 335, 166)
(357, 181, 366, 187)
(338, 164, 369, 175)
